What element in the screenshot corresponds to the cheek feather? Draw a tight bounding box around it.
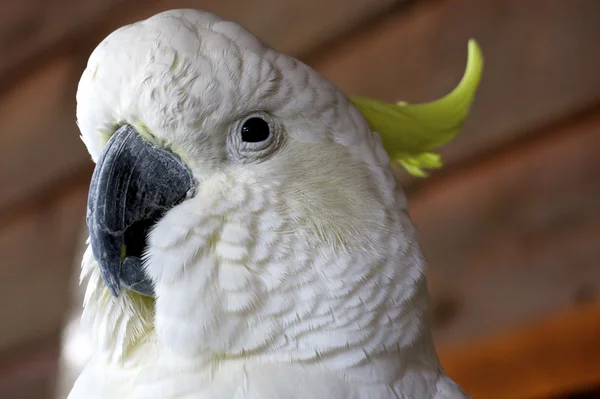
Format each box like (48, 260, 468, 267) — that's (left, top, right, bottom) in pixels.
(140, 158, 416, 366)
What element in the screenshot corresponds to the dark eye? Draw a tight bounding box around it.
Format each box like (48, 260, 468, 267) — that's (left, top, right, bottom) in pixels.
(227, 113, 282, 163)
(241, 117, 270, 143)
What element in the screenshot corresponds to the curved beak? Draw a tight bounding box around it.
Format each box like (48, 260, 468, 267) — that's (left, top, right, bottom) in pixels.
(87, 124, 195, 297)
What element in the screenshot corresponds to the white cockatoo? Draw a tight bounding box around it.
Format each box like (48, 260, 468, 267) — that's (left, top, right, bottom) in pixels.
(68, 8, 483, 399)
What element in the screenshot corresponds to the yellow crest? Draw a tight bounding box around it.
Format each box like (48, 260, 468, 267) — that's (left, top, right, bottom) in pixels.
(350, 40, 484, 177)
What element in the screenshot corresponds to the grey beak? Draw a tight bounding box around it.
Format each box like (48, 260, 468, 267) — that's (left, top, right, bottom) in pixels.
(87, 124, 195, 297)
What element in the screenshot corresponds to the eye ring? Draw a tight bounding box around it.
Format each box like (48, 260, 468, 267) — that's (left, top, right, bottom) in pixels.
(227, 112, 282, 164)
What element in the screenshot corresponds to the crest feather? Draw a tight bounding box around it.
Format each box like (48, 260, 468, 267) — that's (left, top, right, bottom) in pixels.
(350, 39, 484, 177)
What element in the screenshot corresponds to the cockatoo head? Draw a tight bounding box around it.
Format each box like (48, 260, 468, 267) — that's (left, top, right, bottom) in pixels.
(77, 9, 481, 362)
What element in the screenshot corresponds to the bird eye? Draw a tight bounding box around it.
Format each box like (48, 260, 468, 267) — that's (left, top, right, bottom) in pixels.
(241, 117, 270, 143)
(227, 112, 283, 164)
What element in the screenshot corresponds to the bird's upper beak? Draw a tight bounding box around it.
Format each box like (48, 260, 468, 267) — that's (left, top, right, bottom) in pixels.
(87, 124, 195, 297)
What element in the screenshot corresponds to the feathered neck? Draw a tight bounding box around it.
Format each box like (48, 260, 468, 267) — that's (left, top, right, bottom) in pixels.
(80, 243, 155, 363)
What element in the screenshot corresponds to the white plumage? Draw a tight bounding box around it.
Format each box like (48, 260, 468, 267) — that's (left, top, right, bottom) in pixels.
(69, 9, 470, 399)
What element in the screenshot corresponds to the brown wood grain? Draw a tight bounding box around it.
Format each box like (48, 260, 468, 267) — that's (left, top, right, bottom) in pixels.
(0, 334, 60, 399)
(438, 301, 600, 399)
(311, 0, 600, 181)
(0, 55, 90, 213)
(0, 0, 402, 84)
(0, 178, 88, 351)
(0, 0, 127, 79)
(414, 110, 600, 343)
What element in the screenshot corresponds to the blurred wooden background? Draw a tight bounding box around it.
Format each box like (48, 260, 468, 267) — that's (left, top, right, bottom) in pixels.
(1, 0, 600, 398)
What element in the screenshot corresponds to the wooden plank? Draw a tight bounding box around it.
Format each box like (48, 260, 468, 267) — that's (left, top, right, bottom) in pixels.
(0, 0, 402, 82)
(0, 55, 90, 213)
(0, 0, 127, 78)
(0, 334, 60, 399)
(558, 386, 600, 399)
(557, 386, 600, 399)
(438, 301, 600, 399)
(411, 110, 600, 342)
(0, 179, 88, 351)
(311, 0, 600, 177)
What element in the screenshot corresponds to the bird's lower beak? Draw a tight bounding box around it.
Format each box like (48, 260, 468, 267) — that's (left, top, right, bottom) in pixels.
(87, 124, 195, 297)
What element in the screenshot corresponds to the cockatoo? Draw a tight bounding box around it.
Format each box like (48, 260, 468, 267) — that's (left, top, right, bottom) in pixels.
(68, 8, 483, 399)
